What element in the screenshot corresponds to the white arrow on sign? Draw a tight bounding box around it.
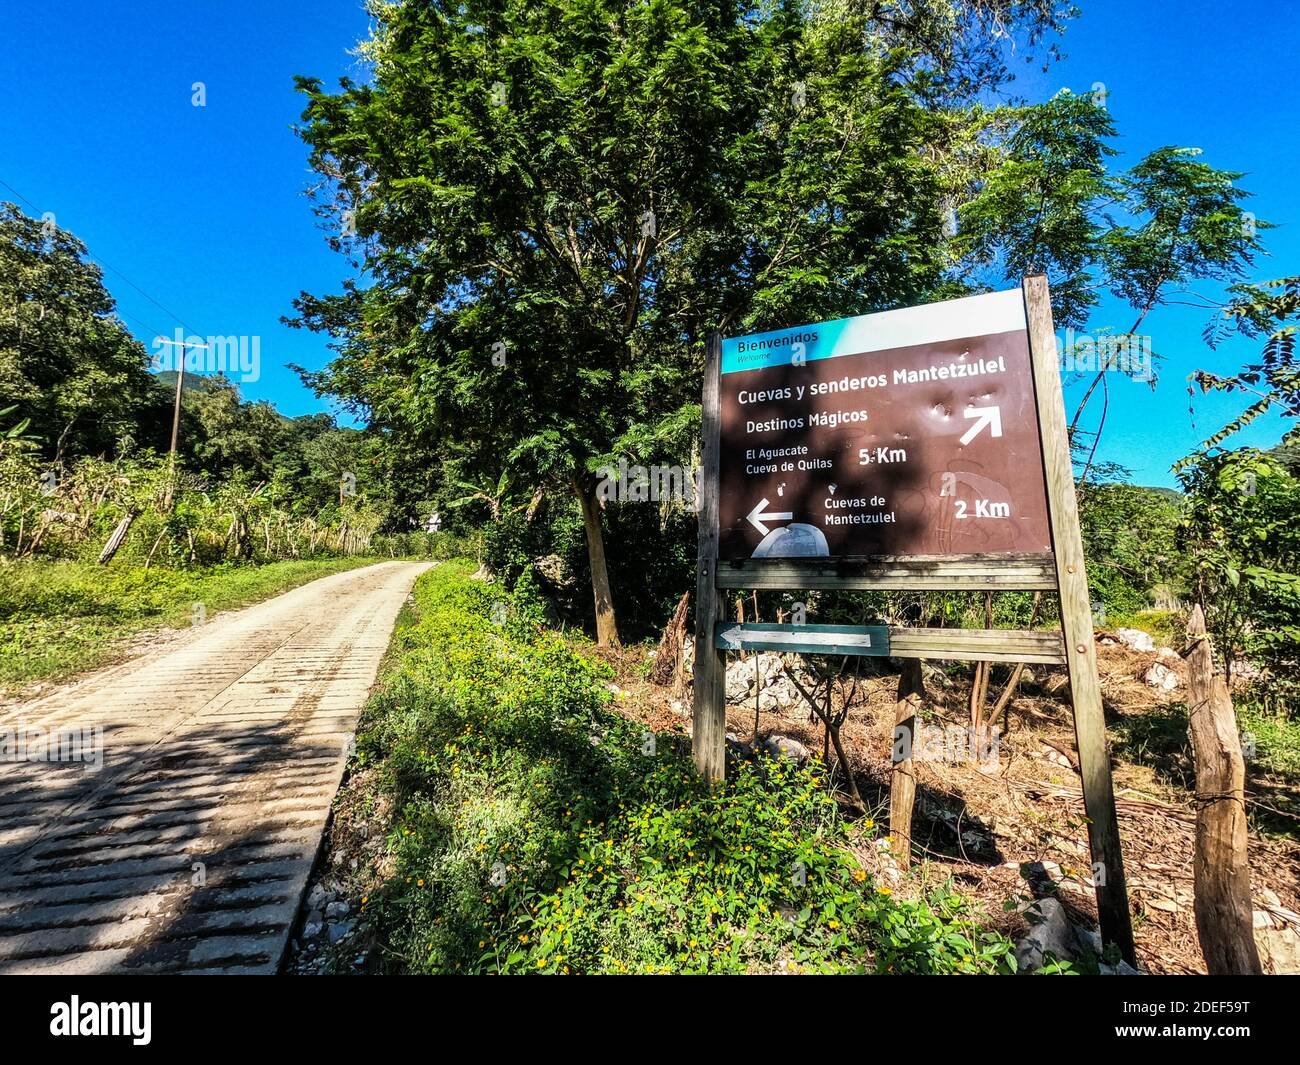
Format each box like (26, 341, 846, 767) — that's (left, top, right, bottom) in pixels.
(959, 404, 1003, 446)
(746, 497, 793, 536)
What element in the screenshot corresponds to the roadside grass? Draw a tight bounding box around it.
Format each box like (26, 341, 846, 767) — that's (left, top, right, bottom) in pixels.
(1238, 697, 1300, 837)
(342, 561, 1017, 975)
(0, 557, 383, 693)
(1106, 609, 1183, 646)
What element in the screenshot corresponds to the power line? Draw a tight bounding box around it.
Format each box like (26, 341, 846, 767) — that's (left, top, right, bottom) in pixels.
(0, 174, 204, 341)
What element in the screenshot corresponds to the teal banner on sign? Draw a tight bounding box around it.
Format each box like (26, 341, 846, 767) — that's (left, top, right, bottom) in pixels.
(719, 288, 1026, 374)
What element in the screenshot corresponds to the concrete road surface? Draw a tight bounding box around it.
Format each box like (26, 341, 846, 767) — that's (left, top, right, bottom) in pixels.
(0, 560, 432, 974)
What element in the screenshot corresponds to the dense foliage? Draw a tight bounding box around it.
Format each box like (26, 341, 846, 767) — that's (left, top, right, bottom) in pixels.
(0, 203, 167, 461)
(291, 0, 1261, 644)
(1179, 277, 1300, 709)
(349, 561, 1016, 974)
(0, 200, 472, 567)
(0, 434, 466, 568)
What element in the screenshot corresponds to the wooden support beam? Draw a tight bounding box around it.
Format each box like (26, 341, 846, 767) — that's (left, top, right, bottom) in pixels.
(713, 622, 1064, 663)
(890, 659, 923, 868)
(1023, 274, 1136, 965)
(716, 552, 1057, 591)
(692, 332, 728, 783)
(887, 627, 1065, 665)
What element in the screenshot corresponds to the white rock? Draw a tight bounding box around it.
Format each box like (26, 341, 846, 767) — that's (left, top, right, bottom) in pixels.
(1040, 746, 1073, 769)
(1257, 926, 1300, 975)
(1116, 628, 1155, 652)
(724, 660, 754, 702)
(762, 734, 811, 765)
(725, 653, 799, 708)
(1015, 897, 1081, 972)
(1143, 662, 1179, 691)
(327, 920, 356, 943)
(725, 732, 754, 759)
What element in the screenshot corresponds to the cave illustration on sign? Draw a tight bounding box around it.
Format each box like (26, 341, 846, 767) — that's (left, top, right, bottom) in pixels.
(753, 523, 829, 557)
(746, 496, 830, 557)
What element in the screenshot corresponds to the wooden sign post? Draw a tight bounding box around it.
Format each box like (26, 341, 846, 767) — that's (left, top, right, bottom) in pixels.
(693, 276, 1136, 965)
(693, 330, 729, 783)
(1022, 275, 1135, 965)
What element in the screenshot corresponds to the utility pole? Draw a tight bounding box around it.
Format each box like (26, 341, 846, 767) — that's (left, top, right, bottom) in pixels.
(154, 336, 207, 508)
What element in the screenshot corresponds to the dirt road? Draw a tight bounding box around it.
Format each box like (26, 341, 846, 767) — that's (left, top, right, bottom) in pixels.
(0, 560, 432, 974)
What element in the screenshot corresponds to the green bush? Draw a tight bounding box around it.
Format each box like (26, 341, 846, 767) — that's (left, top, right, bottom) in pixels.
(482, 498, 696, 643)
(352, 562, 1016, 974)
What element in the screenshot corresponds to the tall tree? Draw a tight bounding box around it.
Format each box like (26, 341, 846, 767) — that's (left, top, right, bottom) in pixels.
(1177, 277, 1300, 698)
(291, 0, 1069, 643)
(954, 101, 1266, 481)
(0, 203, 164, 461)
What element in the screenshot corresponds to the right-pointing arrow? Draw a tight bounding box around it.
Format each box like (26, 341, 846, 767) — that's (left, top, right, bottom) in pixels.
(960, 404, 1003, 446)
(746, 497, 793, 536)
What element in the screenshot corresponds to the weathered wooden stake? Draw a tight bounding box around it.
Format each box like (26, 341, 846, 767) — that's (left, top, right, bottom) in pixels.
(649, 591, 690, 686)
(96, 509, 138, 566)
(890, 659, 924, 867)
(1186, 603, 1262, 974)
(1023, 275, 1136, 965)
(692, 332, 728, 782)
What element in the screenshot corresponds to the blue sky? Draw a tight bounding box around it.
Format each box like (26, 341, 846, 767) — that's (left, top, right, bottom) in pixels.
(0, 0, 1295, 486)
(0, 0, 373, 420)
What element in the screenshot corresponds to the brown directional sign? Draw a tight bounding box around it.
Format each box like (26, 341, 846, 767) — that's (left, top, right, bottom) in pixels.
(695, 280, 1135, 967)
(717, 290, 1052, 560)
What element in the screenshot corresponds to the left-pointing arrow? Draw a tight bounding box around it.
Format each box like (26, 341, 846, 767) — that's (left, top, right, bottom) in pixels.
(747, 497, 794, 536)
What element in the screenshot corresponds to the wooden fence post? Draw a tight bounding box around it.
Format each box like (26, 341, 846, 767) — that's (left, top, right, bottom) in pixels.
(693, 332, 728, 782)
(1186, 604, 1262, 974)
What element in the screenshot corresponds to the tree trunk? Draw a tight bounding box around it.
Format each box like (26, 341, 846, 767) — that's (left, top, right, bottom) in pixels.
(23, 514, 52, 558)
(1185, 604, 1262, 975)
(573, 476, 620, 646)
(988, 591, 1044, 731)
(143, 528, 167, 569)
